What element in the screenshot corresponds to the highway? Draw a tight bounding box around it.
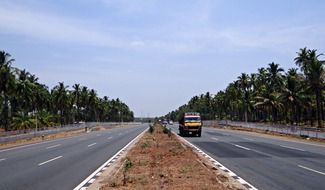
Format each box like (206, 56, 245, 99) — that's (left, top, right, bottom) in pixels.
(169, 125, 325, 190)
(0, 124, 147, 190)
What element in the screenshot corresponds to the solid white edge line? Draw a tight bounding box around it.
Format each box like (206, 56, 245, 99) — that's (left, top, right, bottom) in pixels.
(73, 127, 147, 190)
(87, 143, 97, 147)
(234, 144, 251, 151)
(173, 131, 258, 190)
(38, 156, 63, 166)
(280, 145, 305, 151)
(46, 144, 61, 149)
(298, 165, 325, 176)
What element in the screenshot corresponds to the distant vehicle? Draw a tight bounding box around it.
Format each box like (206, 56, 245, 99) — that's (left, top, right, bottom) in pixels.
(169, 120, 174, 125)
(162, 119, 168, 126)
(179, 112, 202, 137)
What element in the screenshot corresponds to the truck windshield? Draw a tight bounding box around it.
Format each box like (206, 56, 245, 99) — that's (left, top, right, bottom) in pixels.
(185, 117, 201, 122)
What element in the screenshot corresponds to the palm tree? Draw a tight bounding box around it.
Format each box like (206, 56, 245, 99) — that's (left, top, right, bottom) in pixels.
(282, 68, 305, 124)
(15, 70, 36, 115)
(254, 91, 284, 122)
(52, 82, 69, 126)
(295, 48, 324, 127)
(236, 73, 251, 122)
(80, 86, 89, 121)
(88, 89, 98, 121)
(0, 51, 16, 131)
(294, 47, 309, 72)
(266, 62, 284, 92)
(72, 84, 81, 123)
(11, 113, 35, 131)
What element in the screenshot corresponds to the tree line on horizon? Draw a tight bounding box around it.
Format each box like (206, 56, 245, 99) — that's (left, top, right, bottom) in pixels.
(165, 47, 325, 128)
(0, 51, 134, 131)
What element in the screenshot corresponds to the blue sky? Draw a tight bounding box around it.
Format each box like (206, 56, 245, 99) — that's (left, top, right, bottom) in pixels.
(1, 0, 325, 117)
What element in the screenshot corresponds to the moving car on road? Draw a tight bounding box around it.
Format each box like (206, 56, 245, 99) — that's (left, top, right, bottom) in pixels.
(179, 112, 202, 137)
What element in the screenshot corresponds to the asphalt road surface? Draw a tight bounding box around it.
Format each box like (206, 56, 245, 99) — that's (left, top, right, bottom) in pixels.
(169, 124, 325, 190)
(0, 124, 147, 190)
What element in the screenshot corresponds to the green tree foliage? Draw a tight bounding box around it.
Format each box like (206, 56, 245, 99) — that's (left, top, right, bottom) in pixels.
(0, 50, 134, 131)
(166, 48, 324, 128)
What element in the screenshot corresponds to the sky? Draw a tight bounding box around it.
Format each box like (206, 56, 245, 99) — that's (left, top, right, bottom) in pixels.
(1, 0, 325, 117)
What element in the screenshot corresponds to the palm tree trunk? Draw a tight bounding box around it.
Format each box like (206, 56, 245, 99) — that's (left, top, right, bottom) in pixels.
(316, 89, 322, 128)
(295, 105, 299, 125)
(3, 95, 10, 131)
(60, 110, 64, 126)
(321, 94, 324, 126)
(244, 104, 248, 123)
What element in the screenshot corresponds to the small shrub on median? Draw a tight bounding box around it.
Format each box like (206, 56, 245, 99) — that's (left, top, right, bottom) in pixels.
(123, 157, 133, 185)
(149, 124, 154, 133)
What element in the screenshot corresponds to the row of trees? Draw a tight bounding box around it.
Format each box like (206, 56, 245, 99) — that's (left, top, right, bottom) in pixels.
(165, 47, 325, 128)
(0, 51, 134, 131)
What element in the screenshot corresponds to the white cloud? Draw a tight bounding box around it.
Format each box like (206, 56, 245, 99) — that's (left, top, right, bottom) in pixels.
(0, 2, 324, 56)
(218, 25, 325, 51)
(96, 0, 157, 14)
(0, 3, 123, 47)
(0, 2, 203, 54)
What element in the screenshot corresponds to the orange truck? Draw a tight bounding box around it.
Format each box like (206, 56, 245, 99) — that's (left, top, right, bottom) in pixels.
(179, 112, 202, 137)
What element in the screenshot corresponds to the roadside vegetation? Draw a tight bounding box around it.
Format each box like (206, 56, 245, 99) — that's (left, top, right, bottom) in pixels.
(166, 47, 325, 128)
(0, 51, 134, 131)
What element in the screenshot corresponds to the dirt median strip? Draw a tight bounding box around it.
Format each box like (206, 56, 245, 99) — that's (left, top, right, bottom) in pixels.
(87, 124, 248, 190)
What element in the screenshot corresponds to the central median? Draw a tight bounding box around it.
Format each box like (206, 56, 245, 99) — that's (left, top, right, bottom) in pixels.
(87, 123, 248, 190)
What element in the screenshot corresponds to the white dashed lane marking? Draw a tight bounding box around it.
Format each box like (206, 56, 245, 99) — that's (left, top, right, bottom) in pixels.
(298, 165, 325, 176)
(38, 156, 63, 166)
(88, 143, 97, 147)
(280, 145, 305, 151)
(107, 136, 112, 140)
(0, 158, 6, 162)
(46, 144, 61, 149)
(233, 144, 251, 151)
(210, 137, 219, 141)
